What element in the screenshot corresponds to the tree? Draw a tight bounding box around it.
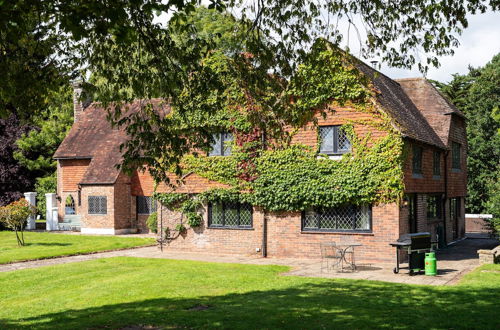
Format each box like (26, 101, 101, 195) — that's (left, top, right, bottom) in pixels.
(0, 114, 36, 207)
(2, 1, 499, 187)
(436, 54, 500, 215)
(0, 198, 36, 246)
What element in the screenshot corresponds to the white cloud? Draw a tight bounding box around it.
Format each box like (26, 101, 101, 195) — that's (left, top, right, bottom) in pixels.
(380, 11, 500, 83)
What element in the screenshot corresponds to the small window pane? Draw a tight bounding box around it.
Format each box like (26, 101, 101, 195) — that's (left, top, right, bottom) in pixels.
(209, 134, 222, 156)
(303, 210, 318, 228)
(239, 204, 252, 226)
(412, 146, 423, 174)
(337, 128, 351, 152)
(222, 132, 233, 156)
(433, 151, 441, 176)
(319, 126, 334, 154)
(224, 203, 239, 226)
(355, 206, 371, 230)
(210, 203, 224, 226)
(452, 142, 461, 169)
(137, 196, 156, 215)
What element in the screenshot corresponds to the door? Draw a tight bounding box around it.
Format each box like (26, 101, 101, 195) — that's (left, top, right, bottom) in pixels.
(408, 194, 418, 233)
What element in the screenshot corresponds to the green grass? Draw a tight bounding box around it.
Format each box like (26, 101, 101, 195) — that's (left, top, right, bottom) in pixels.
(0, 258, 498, 329)
(0, 231, 154, 264)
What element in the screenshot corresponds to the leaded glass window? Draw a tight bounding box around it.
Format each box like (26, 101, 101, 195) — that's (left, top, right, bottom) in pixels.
(412, 145, 423, 174)
(427, 195, 442, 219)
(433, 151, 441, 176)
(137, 196, 156, 215)
(319, 126, 351, 155)
(209, 132, 233, 156)
(208, 202, 252, 228)
(452, 142, 461, 170)
(302, 205, 371, 232)
(88, 196, 107, 215)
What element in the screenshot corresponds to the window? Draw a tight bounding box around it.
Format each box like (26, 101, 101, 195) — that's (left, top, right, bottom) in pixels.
(208, 202, 252, 228)
(65, 195, 76, 215)
(137, 196, 156, 215)
(302, 205, 371, 232)
(433, 151, 441, 177)
(319, 126, 351, 155)
(412, 145, 423, 175)
(88, 196, 107, 215)
(452, 142, 461, 170)
(209, 132, 233, 156)
(450, 198, 460, 220)
(427, 195, 442, 220)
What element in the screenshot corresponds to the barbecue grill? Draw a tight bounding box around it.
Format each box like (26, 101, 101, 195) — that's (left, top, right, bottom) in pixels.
(390, 232, 437, 275)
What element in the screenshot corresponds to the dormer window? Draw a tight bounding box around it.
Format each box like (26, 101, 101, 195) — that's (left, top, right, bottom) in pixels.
(209, 132, 233, 156)
(319, 126, 351, 155)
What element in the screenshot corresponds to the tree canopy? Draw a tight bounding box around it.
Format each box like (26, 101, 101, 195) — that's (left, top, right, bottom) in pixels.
(436, 53, 500, 216)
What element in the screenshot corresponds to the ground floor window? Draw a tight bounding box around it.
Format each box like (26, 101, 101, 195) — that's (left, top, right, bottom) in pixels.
(88, 196, 107, 215)
(427, 195, 443, 220)
(302, 205, 371, 232)
(137, 196, 156, 215)
(208, 202, 253, 228)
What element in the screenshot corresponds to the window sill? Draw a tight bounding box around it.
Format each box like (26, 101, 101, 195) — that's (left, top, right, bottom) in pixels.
(208, 226, 254, 231)
(451, 168, 461, 173)
(432, 175, 441, 180)
(301, 230, 373, 235)
(412, 173, 423, 179)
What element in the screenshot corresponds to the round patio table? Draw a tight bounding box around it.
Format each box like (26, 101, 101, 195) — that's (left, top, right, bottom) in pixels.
(336, 243, 362, 271)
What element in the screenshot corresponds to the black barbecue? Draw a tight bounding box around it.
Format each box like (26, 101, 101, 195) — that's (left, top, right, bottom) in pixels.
(390, 232, 436, 275)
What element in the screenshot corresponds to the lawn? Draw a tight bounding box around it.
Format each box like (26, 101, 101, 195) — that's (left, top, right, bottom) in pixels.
(0, 231, 154, 264)
(0, 258, 498, 329)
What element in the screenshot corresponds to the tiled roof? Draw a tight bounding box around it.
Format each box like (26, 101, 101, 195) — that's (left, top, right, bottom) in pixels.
(396, 78, 465, 145)
(54, 99, 168, 184)
(355, 62, 446, 149)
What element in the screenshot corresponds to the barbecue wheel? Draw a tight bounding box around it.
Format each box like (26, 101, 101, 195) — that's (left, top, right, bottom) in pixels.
(393, 268, 399, 274)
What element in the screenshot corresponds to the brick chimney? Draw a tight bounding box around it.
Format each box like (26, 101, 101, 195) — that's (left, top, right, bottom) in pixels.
(71, 81, 91, 123)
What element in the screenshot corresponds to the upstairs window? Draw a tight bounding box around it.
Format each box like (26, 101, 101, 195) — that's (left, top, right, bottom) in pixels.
(412, 145, 423, 175)
(88, 196, 107, 215)
(319, 126, 351, 155)
(433, 151, 441, 177)
(302, 205, 371, 232)
(427, 195, 442, 220)
(208, 202, 252, 228)
(209, 132, 233, 156)
(452, 142, 461, 170)
(137, 196, 156, 215)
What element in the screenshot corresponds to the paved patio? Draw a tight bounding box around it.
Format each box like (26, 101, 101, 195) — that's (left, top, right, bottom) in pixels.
(1, 236, 497, 286)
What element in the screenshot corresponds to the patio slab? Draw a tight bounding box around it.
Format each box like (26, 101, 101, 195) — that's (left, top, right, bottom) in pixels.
(1, 236, 497, 286)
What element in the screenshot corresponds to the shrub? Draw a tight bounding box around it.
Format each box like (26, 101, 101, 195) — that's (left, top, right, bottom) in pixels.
(146, 212, 158, 233)
(0, 198, 36, 246)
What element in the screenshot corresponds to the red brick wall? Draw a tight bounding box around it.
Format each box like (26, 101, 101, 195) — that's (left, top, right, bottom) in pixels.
(80, 185, 115, 229)
(447, 115, 467, 198)
(114, 172, 132, 230)
(403, 140, 445, 194)
(60, 159, 91, 191)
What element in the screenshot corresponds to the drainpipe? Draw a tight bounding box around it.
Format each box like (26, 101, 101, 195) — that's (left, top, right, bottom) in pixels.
(443, 150, 449, 245)
(262, 212, 267, 257)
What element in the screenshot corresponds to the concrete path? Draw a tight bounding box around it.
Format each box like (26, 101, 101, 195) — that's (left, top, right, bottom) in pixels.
(1, 237, 497, 286)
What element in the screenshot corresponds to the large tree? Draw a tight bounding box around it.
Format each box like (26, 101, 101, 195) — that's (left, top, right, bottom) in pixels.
(2, 0, 499, 185)
(435, 54, 500, 215)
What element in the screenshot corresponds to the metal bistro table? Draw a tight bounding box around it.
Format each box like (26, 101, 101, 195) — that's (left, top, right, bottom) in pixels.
(337, 242, 362, 271)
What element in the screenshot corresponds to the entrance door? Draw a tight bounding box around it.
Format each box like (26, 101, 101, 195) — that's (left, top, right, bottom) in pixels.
(450, 198, 460, 240)
(408, 194, 418, 233)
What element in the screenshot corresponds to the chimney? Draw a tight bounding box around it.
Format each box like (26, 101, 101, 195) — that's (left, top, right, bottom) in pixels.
(370, 60, 379, 69)
(71, 81, 91, 123)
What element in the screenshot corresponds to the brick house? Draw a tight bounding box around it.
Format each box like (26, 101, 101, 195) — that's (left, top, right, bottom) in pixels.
(53, 62, 467, 263)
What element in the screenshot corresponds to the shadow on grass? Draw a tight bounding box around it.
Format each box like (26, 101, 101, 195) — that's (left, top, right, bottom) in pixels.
(1, 280, 498, 329)
(24, 243, 72, 247)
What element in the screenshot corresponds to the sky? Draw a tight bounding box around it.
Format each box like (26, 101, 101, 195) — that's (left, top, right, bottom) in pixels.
(379, 11, 500, 83)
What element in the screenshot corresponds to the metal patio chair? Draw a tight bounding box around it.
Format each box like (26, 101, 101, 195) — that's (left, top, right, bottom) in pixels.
(320, 242, 343, 272)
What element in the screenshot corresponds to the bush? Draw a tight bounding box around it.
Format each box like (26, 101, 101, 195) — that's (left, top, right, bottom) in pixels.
(0, 198, 36, 246)
(146, 212, 158, 233)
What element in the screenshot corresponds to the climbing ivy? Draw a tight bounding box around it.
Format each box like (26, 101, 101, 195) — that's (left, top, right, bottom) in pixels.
(153, 40, 405, 224)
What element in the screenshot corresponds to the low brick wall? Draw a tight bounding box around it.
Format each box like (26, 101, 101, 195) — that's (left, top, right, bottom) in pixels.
(465, 214, 493, 233)
(478, 245, 500, 264)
